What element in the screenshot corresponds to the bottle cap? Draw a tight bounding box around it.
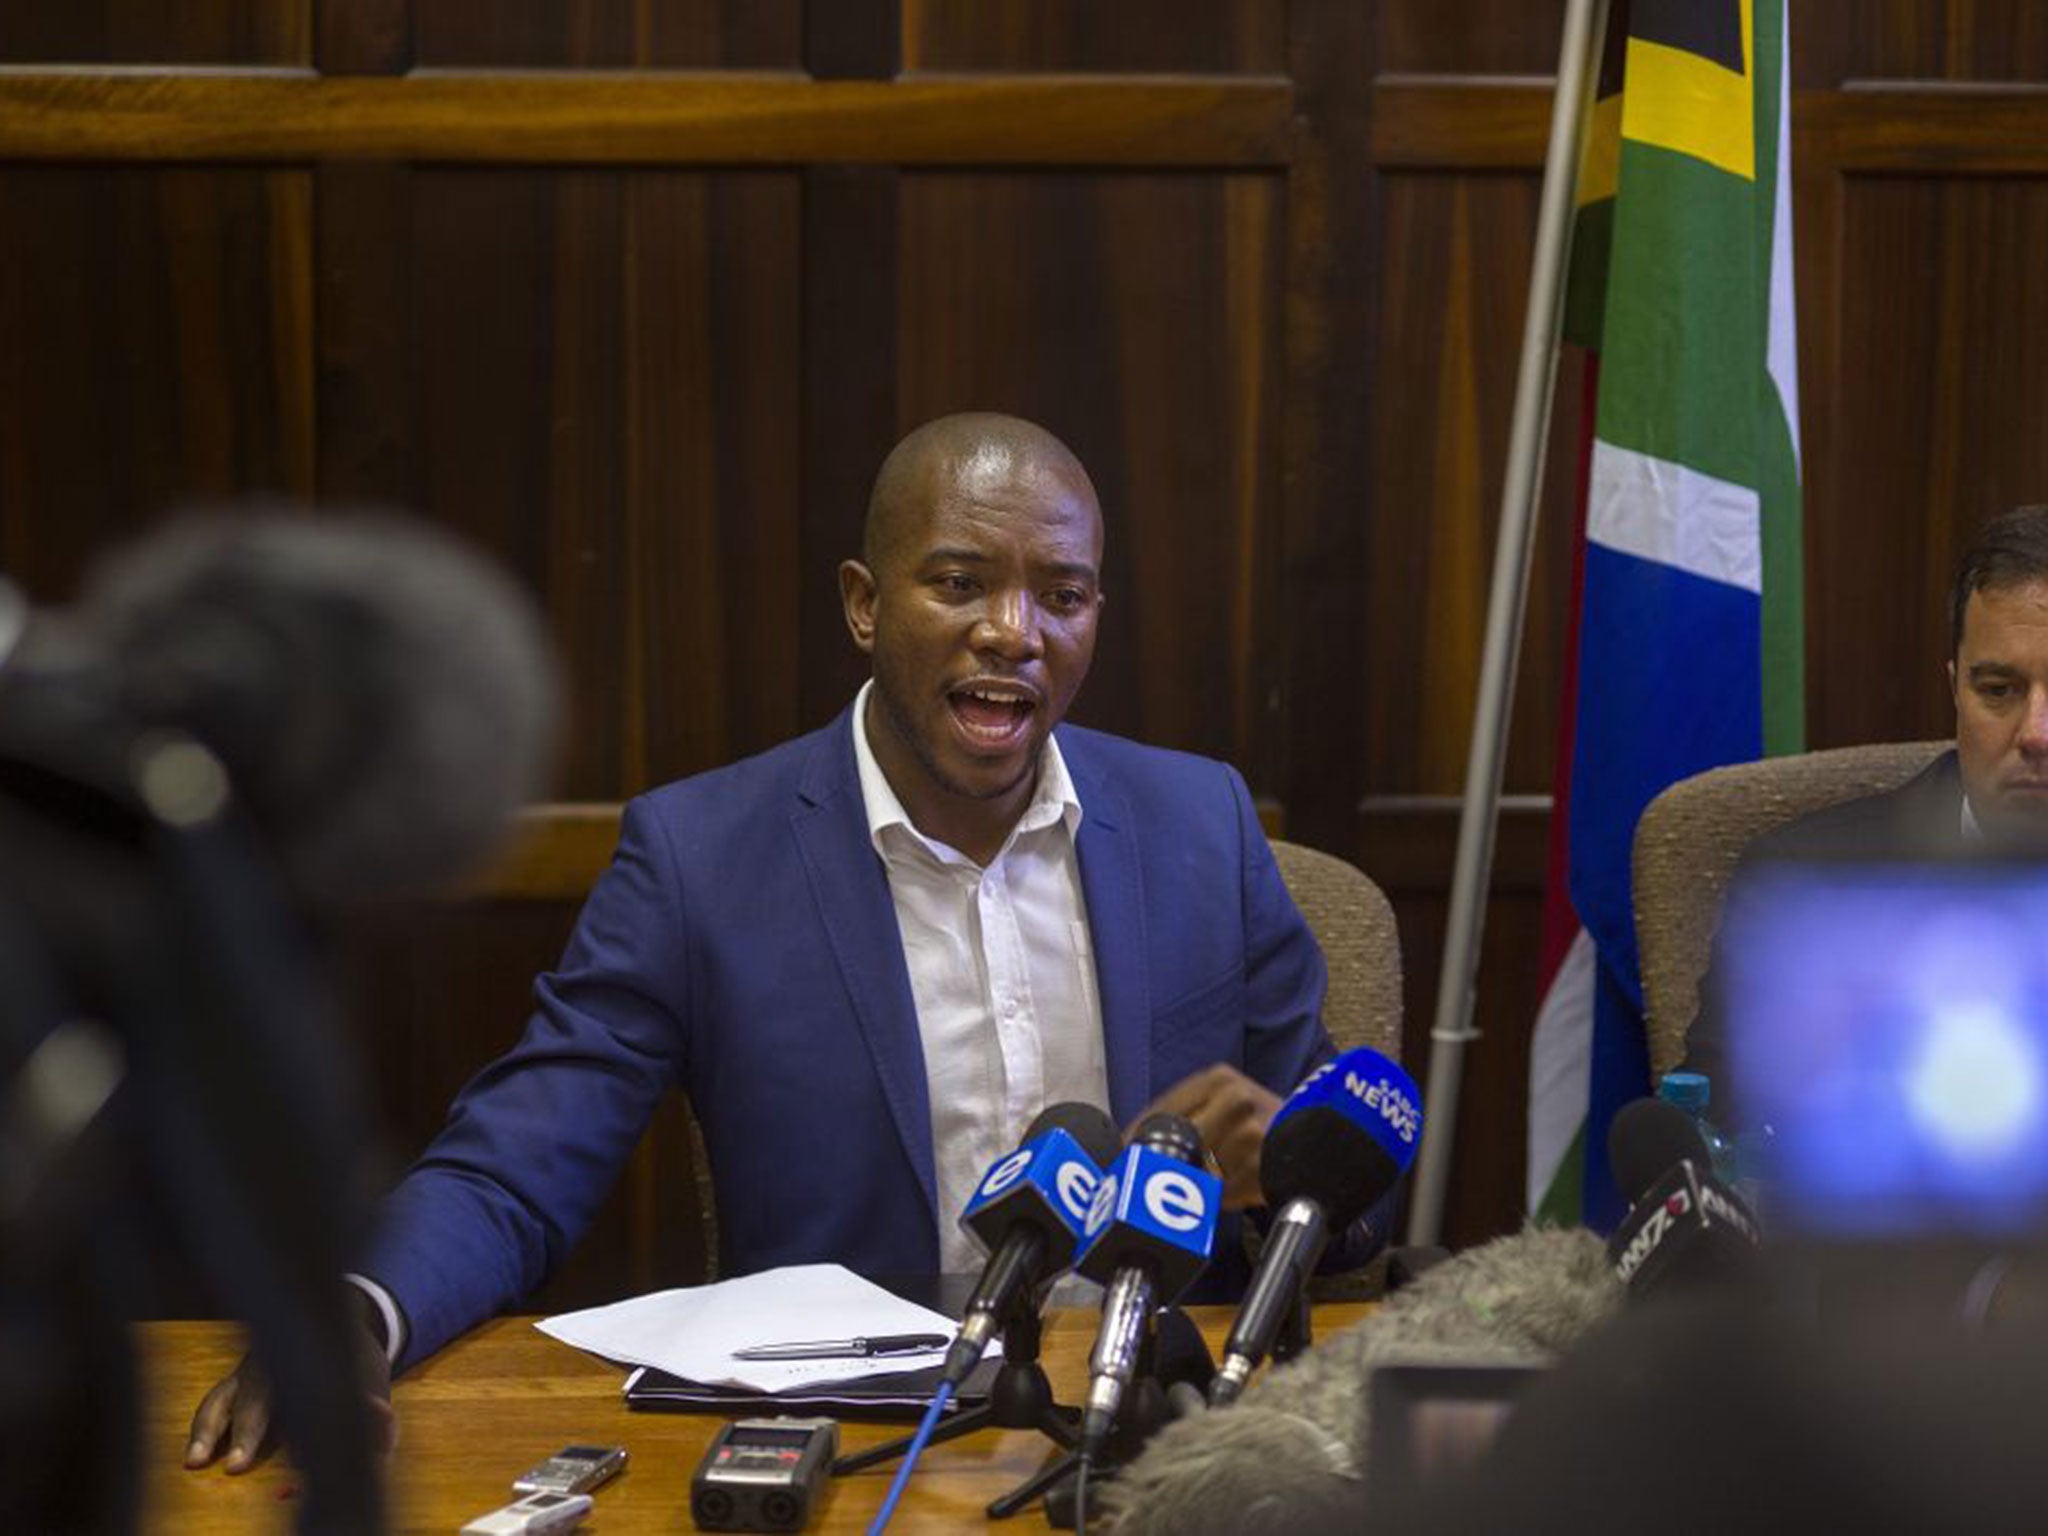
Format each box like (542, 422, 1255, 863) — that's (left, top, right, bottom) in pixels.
(1658, 1070, 1710, 1113)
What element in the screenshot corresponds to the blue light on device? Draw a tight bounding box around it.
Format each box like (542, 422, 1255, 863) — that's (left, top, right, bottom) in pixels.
(1722, 860, 2048, 1238)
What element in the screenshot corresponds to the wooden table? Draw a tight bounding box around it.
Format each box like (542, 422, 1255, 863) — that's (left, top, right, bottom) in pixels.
(140, 1305, 1368, 1533)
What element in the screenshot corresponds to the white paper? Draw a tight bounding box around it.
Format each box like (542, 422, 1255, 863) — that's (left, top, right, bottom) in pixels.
(536, 1263, 992, 1392)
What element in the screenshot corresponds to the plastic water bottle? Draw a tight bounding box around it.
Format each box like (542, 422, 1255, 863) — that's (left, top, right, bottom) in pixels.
(1656, 1070, 1736, 1181)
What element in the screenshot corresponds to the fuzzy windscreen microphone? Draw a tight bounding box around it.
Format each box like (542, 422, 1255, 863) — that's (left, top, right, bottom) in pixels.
(1102, 1226, 1621, 1536)
(77, 509, 561, 904)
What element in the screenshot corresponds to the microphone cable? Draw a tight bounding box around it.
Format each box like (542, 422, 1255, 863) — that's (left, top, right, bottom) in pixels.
(865, 1378, 954, 1536)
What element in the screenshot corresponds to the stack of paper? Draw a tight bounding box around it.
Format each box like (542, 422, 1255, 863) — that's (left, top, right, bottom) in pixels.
(536, 1263, 1000, 1397)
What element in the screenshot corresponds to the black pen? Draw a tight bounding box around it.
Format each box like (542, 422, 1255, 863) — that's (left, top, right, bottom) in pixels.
(731, 1332, 951, 1361)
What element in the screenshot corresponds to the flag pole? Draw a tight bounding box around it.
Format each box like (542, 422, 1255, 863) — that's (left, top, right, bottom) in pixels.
(1406, 0, 1611, 1247)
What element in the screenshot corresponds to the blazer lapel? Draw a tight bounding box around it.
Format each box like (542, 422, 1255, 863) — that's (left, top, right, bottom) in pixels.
(790, 709, 937, 1214)
(1065, 736, 1153, 1126)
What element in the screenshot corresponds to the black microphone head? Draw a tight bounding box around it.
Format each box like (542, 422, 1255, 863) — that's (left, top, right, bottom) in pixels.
(1609, 1097, 1711, 1202)
(1131, 1111, 1204, 1166)
(1259, 1106, 1402, 1226)
(77, 508, 562, 905)
(1027, 1101, 1122, 1169)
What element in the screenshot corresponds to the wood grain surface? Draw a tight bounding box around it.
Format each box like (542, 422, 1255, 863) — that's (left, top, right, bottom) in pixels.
(0, 71, 1294, 165)
(139, 1305, 1370, 1534)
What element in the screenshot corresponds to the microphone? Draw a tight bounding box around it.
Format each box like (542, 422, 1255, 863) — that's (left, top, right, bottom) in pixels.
(1210, 1046, 1423, 1406)
(941, 1101, 1121, 1389)
(1606, 1098, 1761, 1298)
(1104, 1225, 1621, 1536)
(1074, 1113, 1222, 1457)
(72, 507, 561, 904)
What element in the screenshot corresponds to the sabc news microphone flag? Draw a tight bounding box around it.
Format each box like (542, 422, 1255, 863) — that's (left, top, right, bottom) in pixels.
(1528, 0, 1804, 1230)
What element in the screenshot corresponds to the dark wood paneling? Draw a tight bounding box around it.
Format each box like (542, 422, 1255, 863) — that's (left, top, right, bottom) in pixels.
(1367, 801, 1553, 1245)
(0, 73, 1296, 165)
(808, 0, 898, 79)
(1366, 171, 1581, 799)
(1377, 0, 1567, 77)
(1813, 175, 2048, 748)
(1278, 0, 1376, 855)
(903, 0, 1283, 73)
(316, 0, 410, 74)
(0, 166, 313, 597)
(894, 171, 1284, 768)
(316, 167, 803, 798)
(1796, 0, 2048, 87)
(413, 0, 798, 69)
(800, 166, 899, 729)
(1379, 1, 2048, 89)
(631, 175, 806, 776)
(0, 0, 307, 64)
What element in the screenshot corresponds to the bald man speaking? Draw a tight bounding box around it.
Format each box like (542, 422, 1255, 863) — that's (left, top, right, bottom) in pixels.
(187, 414, 1359, 1470)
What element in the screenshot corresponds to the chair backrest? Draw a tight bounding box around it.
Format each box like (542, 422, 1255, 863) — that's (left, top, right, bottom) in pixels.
(1270, 839, 1404, 1061)
(1632, 740, 1950, 1076)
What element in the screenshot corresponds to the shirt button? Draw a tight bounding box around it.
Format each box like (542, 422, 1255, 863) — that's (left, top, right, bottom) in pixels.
(1002, 999, 1019, 1018)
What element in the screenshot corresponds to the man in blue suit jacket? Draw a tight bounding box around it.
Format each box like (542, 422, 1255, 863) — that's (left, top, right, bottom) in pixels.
(188, 412, 1345, 1463)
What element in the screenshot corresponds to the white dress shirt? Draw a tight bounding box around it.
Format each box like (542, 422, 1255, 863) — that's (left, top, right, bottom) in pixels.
(850, 680, 1111, 1273)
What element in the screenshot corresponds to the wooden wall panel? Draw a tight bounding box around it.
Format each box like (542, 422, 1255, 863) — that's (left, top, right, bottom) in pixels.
(1376, 0, 1563, 76)
(0, 167, 313, 596)
(895, 172, 1285, 775)
(412, 0, 800, 69)
(315, 168, 803, 799)
(1811, 176, 2048, 749)
(1365, 171, 1581, 799)
(902, 1, 1283, 73)
(0, 0, 306, 63)
(1794, 0, 2048, 85)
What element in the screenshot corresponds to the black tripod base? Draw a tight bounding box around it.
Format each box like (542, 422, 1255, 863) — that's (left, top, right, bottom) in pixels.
(993, 1373, 1173, 1524)
(831, 1358, 1078, 1478)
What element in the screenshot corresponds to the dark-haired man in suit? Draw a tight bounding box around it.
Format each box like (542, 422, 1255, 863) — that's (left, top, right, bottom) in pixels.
(1682, 503, 2048, 1095)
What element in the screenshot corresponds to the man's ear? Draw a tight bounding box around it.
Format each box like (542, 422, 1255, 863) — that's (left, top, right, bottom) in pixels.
(840, 559, 879, 654)
(1949, 657, 1960, 706)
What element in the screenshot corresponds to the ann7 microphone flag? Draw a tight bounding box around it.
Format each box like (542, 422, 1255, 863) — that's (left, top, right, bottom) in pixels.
(1527, 0, 1804, 1231)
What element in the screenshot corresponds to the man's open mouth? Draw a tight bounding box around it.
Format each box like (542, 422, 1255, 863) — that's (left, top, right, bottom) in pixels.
(948, 685, 1037, 746)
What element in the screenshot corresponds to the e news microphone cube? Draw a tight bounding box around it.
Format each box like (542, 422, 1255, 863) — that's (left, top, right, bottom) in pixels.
(1074, 1142, 1222, 1303)
(959, 1124, 1103, 1270)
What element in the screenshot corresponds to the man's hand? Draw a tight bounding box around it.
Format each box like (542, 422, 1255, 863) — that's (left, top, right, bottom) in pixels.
(1132, 1064, 1283, 1211)
(184, 1293, 395, 1472)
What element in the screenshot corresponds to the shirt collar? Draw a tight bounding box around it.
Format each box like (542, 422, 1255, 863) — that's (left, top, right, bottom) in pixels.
(850, 678, 1083, 863)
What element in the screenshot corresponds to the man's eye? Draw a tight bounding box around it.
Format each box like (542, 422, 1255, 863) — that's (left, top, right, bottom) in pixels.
(1047, 587, 1090, 613)
(937, 573, 977, 595)
(1979, 682, 2017, 702)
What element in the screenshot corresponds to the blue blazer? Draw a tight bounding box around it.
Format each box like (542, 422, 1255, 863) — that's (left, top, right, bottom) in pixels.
(364, 706, 1333, 1367)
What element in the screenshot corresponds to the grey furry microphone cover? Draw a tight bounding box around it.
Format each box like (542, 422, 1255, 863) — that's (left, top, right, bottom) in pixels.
(1105, 1226, 1619, 1535)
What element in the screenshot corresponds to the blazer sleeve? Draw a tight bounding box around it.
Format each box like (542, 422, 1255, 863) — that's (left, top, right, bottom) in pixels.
(1229, 763, 1335, 1095)
(356, 797, 691, 1369)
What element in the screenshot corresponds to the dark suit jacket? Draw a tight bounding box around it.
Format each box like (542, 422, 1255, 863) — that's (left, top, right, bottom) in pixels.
(360, 706, 1334, 1367)
(1679, 749, 1964, 1114)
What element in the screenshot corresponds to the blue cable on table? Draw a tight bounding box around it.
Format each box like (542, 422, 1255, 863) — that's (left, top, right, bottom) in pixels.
(865, 1377, 955, 1535)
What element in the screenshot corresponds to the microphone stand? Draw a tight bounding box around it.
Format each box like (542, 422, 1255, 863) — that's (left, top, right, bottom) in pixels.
(831, 1284, 1080, 1489)
(1271, 1288, 1314, 1365)
(1020, 1315, 1178, 1529)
